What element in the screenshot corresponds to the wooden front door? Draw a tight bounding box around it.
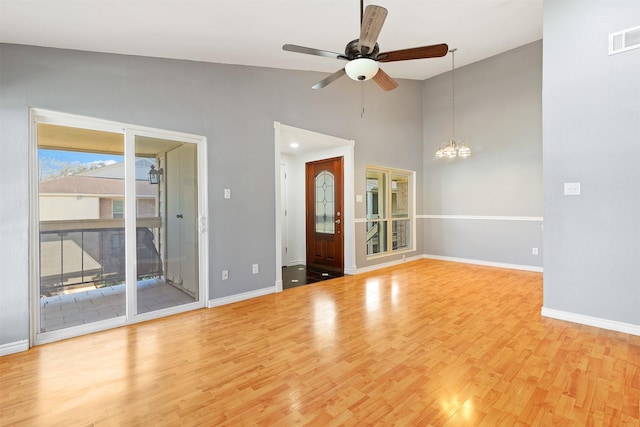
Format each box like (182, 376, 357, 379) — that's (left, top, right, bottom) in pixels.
(305, 157, 344, 271)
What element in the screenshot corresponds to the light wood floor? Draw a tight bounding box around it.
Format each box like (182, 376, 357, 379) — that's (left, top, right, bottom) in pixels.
(1, 260, 639, 426)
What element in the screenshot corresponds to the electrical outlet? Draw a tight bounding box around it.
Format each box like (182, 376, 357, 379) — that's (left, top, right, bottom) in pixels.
(222, 269, 229, 280)
(252, 264, 259, 274)
(532, 247, 539, 255)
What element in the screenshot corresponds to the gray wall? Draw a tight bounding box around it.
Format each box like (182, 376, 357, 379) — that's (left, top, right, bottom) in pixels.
(422, 41, 543, 267)
(0, 44, 425, 346)
(543, 1, 640, 325)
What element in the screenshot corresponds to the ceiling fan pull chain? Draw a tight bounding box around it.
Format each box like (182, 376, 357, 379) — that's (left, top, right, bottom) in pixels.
(361, 81, 365, 118)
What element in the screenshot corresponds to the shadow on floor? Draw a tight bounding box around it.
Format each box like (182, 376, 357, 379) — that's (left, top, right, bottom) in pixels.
(282, 265, 344, 290)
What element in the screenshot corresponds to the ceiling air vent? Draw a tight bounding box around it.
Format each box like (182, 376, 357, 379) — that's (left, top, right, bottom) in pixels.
(609, 25, 640, 55)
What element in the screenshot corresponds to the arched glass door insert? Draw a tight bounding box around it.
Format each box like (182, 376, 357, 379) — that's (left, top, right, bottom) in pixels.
(315, 170, 335, 234)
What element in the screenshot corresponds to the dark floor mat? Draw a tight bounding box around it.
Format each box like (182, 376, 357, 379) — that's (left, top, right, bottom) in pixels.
(282, 265, 343, 289)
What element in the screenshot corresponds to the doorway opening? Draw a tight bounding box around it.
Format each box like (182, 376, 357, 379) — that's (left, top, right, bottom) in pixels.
(30, 110, 208, 345)
(274, 122, 354, 292)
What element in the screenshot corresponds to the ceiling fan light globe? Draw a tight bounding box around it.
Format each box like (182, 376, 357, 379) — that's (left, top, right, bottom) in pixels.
(345, 58, 379, 81)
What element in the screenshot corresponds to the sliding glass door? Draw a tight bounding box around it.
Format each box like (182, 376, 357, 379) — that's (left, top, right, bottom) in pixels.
(133, 134, 199, 316)
(32, 110, 207, 345)
(37, 124, 127, 333)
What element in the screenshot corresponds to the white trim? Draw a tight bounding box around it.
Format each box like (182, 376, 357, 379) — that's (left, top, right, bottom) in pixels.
(124, 129, 137, 318)
(274, 123, 283, 292)
(419, 215, 543, 221)
(207, 286, 276, 308)
(355, 254, 424, 274)
(344, 266, 357, 275)
(356, 254, 542, 274)
(197, 137, 210, 306)
(29, 109, 40, 346)
(423, 254, 543, 272)
(541, 307, 640, 337)
(0, 340, 29, 356)
(31, 108, 204, 142)
(357, 215, 543, 223)
(36, 317, 127, 346)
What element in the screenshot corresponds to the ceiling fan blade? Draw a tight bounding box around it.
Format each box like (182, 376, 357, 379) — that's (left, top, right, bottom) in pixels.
(312, 68, 347, 90)
(377, 43, 449, 62)
(372, 68, 399, 91)
(283, 44, 345, 60)
(358, 5, 388, 56)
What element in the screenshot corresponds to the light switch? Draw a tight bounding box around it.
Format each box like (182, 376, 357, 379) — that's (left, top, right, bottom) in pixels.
(224, 188, 231, 199)
(564, 182, 581, 196)
(356, 194, 363, 203)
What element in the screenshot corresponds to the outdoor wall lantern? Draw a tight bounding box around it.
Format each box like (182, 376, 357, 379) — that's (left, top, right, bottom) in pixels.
(148, 165, 163, 184)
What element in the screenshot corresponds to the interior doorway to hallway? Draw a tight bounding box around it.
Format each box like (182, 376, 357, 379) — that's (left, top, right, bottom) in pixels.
(274, 122, 355, 292)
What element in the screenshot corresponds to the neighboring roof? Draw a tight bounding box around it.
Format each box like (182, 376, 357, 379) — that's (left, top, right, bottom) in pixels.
(78, 159, 156, 181)
(39, 175, 157, 197)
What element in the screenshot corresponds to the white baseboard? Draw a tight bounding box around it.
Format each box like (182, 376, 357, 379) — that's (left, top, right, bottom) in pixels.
(355, 254, 424, 274)
(541, 307, 640, 336)
(0, 339, 29, 356)
(207, 286, 276, 308)
(422, 254, 543, 272)
(344, 266, 357, 275)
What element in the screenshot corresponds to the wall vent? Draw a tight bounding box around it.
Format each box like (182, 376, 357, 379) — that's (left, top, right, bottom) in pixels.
(609, 25, 640, 55)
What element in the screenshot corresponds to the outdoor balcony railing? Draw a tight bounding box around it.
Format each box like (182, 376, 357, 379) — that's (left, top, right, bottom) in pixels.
(39, 217, 163, 297)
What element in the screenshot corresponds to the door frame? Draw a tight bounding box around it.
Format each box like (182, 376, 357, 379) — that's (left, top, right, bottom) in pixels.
(29, 109, 209, 346)
(274, 122, 355, 292)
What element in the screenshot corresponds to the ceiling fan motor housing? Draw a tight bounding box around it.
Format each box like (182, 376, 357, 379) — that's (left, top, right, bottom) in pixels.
(345, 39, 380, 60)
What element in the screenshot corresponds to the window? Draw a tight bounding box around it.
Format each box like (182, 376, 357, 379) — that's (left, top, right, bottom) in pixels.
(112, 199, 124, 218)
(366, 166, 414, 256)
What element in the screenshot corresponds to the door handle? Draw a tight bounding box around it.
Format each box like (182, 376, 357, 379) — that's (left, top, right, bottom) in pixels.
(335, 219, 341, 224)
(177, 214, 183, 219)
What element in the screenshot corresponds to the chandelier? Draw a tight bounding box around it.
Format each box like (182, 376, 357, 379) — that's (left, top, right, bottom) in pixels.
(435, 48, 471, 159)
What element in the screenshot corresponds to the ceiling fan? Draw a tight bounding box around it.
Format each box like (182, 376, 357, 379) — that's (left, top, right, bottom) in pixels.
(283, 0, 449, 91)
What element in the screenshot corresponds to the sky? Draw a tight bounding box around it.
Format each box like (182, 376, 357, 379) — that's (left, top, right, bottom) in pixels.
(38, 149, 123, 181)
(39, 149, 123, 164)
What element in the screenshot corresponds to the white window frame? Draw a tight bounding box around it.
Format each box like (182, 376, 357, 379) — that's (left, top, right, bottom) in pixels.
(112, 199, 125, 218)
(365, 165, 415, 258)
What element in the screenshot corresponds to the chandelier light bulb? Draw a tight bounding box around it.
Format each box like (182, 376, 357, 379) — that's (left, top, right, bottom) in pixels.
(457, 141, 471, 157)
(345, 58, 379, 81)
(443, 142, 457, 158)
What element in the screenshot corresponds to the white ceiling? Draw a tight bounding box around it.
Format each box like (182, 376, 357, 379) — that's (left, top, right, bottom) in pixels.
(0, 0, 543, 81)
